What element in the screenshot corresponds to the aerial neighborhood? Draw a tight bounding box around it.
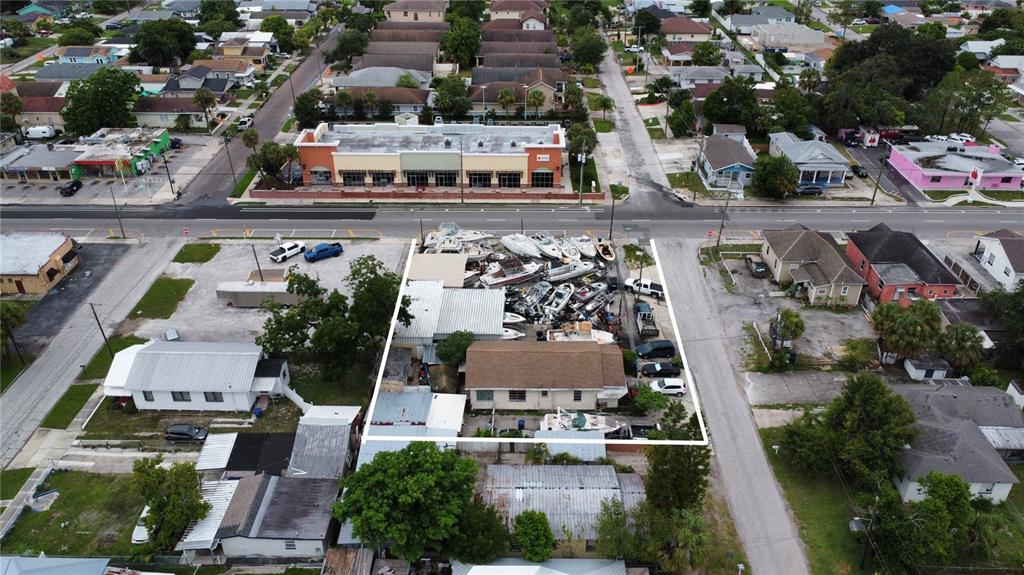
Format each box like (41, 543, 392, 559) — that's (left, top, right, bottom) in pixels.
(1, 0, 1024, 574)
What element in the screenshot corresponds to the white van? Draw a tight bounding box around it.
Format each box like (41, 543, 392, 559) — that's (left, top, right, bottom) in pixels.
(24, 126, 56, 139)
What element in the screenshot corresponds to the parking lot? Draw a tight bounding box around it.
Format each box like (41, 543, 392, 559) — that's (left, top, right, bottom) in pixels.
(123, 239, 409, 343)
(0, 135, 222, 206)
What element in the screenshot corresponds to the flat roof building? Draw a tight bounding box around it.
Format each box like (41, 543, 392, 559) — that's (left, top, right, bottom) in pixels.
(0, 232, 78, 294)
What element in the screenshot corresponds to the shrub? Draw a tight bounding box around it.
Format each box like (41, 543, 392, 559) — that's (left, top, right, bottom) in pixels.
(622, 349, 637, 373)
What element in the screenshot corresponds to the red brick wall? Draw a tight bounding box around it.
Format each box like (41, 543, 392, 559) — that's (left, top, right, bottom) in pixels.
(250, 187, 602, 203)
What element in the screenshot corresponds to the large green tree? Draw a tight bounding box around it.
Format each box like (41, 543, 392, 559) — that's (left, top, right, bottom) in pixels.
(333, 442, 478, 560)
(433, 75, 471, 118)
(570, 26, 608, 69)
(514, 510, 556, 562)
(129, 19, 196, 66)
(58, 27, 97, 46)
(61, 67, 140, 135)
(567, 122, 598, 164)
(443, 17, 481, 69)
(702, 76, 759, 133)
(872, 299, 943, 359)
(448, 500, 509, 563)
(293, 88, 323, 130)
(326, 29, 368, 68)
(751, 155, 799, 199)
(0, 301, 28, 361)
(645, 402, 709, 510)
(595, 499, 711, 571)
(446, 0, 486, 21)
(981, 280, 1024, 369)
(937, 322, 985, 372)
(199, 0, 240, 28)
(131, 455, 210, 552)
(820, 54, 908, 132)
(261, 15, 296, 53)
(436, 331, 475, 365)
(0, 92, 22, 132)
(691, 41, 722, 66)
(771, 84, 814, 138)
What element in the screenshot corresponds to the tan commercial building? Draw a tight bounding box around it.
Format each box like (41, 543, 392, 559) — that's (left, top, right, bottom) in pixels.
(383, 0, 447, 22)
(0, 232, 79, 294)
(293, 122, 566, 189)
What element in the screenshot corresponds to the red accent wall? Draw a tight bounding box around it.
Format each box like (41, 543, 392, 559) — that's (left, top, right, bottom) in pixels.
(845, 240, 959, 305)
(297, 145, 336, 184)
(525, 146, 561, 185)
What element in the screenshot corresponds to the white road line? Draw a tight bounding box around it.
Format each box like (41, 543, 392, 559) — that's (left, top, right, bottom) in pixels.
(925, 220, 945, 223)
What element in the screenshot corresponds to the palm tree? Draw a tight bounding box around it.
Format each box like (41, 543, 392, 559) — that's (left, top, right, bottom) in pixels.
(527, 89, 546, 119)
(362, 91, 378, 119)
(242, 128, 260, 154)
(798, 68, 821, 93)
(282, 143, 300, 184)
(596, 95, 614, 120)
(192, 88, 217, 134)
(938, 322, 984, 371)
(871, 302, 901, 336)
(335, 90, 353, 120)
(497, 88, 516, 116)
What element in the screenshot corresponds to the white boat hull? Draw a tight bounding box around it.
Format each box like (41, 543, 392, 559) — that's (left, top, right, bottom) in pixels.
(503, 312, 527, 324)
(571, 236, 598, 258)
(547, 261, 596, 282)
(502, 328, 525, 339)
(501, 234, 542, 259)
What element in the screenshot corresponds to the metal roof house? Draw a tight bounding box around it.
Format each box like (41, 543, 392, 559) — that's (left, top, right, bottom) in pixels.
(102, 341, 289, 411)
(393, 280, 505, 356)
(769, 131, 849, 187)
(286, 405, 359, 479)
(0, 557, 110, 575)
(195, 432, 296, 479)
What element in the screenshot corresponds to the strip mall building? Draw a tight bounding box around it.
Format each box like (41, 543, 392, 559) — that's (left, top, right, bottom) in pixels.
(292, 122, 567, 190)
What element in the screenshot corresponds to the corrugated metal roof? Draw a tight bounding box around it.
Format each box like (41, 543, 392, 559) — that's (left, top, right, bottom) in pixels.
(0, 557, 110, 575)
(436, 288, 505, 338)
(356, 428, 459, 469)
(479, 464, 620, 489)
(196, 433, 238, 471)
(370, 388, 434, 424)
(395, 280, 444, 342)
(980, 426, 1024, 450)
(176, 480, 239, 551)
(533, 431, 607, 461)
(452, 559, 626, 575)
(125, 341, 262, 392)
(288, 420, 351, 479)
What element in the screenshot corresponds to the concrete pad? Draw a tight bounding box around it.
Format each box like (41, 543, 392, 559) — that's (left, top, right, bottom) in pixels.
(8, 428, 80, 469)
(743, 371, 847, 406)
(753, 408, 809, 429)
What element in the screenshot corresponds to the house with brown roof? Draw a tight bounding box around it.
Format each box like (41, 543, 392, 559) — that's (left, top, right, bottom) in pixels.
(364, 41, 440, 58)
(973, 229, 1024, 292)
(369, 29, 446, 43)
(133, 97, 208, 129)
(761, 224, 866, 306)
(19, 96, 66, 132)
(384, 0, 447, 22)
(352, 53, 435, 73)
(213, 38, 272, 69)
(482, 28, 556, 43)
(846, 223, 961, 304)
(464, 341, 626, 411)
(480, 53, 561, 68)
(468, 81, 559, 116)
(661, 16, 713, 42)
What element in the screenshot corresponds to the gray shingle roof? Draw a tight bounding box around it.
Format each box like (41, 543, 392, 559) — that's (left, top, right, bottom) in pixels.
(124, 341, 261, 392)
(701, 134, 755, 171)
(763, 224, 866, 287)
(35, 63, 107, 80)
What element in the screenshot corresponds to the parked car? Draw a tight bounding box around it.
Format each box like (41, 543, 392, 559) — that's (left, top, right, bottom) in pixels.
(851, 164, 869, 178)
(104, 22, 124, 30)
(624, 45, 644, 53)
(131, 506, 151, 544)
(948, 132, 976, 143)
(304, 242, 344, 262)
(625, 277, 664, 299)
(851, 18, 867, 25)
(169, 137, 183, 149)
(636, 339, 676, 359)
(164, 424, 208, 442)
(1014, 158, 1024, 168)
(24, 125, 57, 139)
(925, 134, 949, 142)
(55, 17, 71, 24)
(59, 180, 83, 197)
(866, 16, 880, 23)
(946, 145, 966, 153)
(269, 240, 305, 263)
(606, 274, 620, 292)
(745, 254, 769, 278)
(238, 116, 254, 129)
(795, 183, 824, 196)
(650, 378, 687, 397)
(642, 362, 682, 378)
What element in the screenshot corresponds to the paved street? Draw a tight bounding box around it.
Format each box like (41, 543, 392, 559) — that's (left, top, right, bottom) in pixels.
(659, 238, 808, 574)
(987, 114, 1024, 158)
(0, 7, 142, 75)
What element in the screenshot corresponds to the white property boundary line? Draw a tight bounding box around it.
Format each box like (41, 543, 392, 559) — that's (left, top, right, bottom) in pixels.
(361, 238, 710, 447)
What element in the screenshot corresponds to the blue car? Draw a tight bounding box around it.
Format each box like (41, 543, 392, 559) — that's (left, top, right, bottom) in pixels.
(304, 242, 344, 262)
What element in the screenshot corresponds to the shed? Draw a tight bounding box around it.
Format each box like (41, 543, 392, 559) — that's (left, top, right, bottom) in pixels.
(176, 480, 240, 556)
(408, 253, 469, 287)
(533, 430, 607, 461)
(904, 355, 952, 380)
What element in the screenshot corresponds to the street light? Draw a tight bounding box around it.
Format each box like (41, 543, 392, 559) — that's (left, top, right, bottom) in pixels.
(89, 303, 114, 358)
(161, 153, 177, 200)
(223, 133, 239, 192)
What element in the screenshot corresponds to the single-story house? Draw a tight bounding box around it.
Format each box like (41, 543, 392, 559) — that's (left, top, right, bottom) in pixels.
(958, 38, 1006, 61)
(195, 432, 296, 479)
(133, 97, 209, 129)
(16, 0, 70, 17)
(383, 0, 447, 22)
(887, 141, 1024, 193)
(468, 82, 559, 116)
(102, 341, 289, 411)
(698, 134, 756, 191)
(752, 5, 795, 23)
(477, 465, 644, 551)
(752, 23, 826, 49)
(34, 63, 109, 82)
(0, 232, 78, 295)
(661, 42, 700, 66)
(533, 430, 607, 461)
(464, 340, 626, 411)
(892, 385, 1023, 503)
(661, 16, 712, 42)
(18, 96, 66, 132)
(668, 65, 730, 88)
(453, 560, 626, 575)
(937, 298, 1005, 349)
(768, 131, 849, 187)
(732, 64, 764, 81)
(286, 405, 360, 479)
(0, 557, 110, 575)
(393, 280, 505, 356)
(726, 14, 771, 35)
(370, 29, 446, 43)
(761, 224, 866, 305)
(481, 28, 556, 43)
(56, 46, 121, 65)
(356, 387, 465, 469)
(352, 53, 435, 73)
(189, 58, 257, 86)
(973, 229, 1024, 291)
(479, 53, 561, 69)
(846, 223, 962, 303)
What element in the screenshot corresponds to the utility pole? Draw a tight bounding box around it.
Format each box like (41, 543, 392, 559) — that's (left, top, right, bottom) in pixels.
(251, 244, 264, 282)
(692, 132, 707, 201)
(608, 183, 617, 239)
(8, 332, 24, 365)
(287, 70, 298, 107)
(223, 134, 239, 192)
(107, 185, 126, 239)
(161, 153, 176, 199)
(577, 142, 587, 206)
(89, 303, 113, 359)
(714, 190, 732, 252)
(869, 159, 884, 206)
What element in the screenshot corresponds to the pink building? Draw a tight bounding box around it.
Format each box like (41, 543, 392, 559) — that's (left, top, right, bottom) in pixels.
(887, 142, 1024, 192)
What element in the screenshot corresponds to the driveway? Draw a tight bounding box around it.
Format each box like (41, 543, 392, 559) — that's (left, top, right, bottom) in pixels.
(657, 238, 808, 574)
(848, 145, 926, 205)
(744, 371, 848, 405)
(987, 114, 1024, 158)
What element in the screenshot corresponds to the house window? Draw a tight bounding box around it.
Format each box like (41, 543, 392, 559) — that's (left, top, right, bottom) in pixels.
(859, 259, 865, 270)
(1002, 177, 1012, 183)
(840, 286, 849, 296)
(816, 288, 826, 296)
(142, 391, 154, 402)
(171, 391, 191, 402)
(1005, 266, 1012, 276)
(942, 289, 951, 295)
(573, 390, 583, 401)
(987, 253, 996, 265)
(285, 540, 297, 550)
(204, 392, 224, 402)
(930, 176, 942, 183)
(928, 289, 935, 296)
(978, 483, 996, 495)
(509, 390, 526, 402)
(540, 390, 549, 397)
(476, 390, 494, 401)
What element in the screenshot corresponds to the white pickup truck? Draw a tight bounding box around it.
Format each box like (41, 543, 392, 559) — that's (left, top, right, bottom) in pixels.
(625, 277, 664, 299)
(269, 241, 306, 263)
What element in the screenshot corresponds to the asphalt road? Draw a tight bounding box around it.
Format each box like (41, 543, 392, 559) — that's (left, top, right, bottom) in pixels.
(986, 115, 1024, 158)
(810, 5, 866, 42)
(848, 146, 928, 205)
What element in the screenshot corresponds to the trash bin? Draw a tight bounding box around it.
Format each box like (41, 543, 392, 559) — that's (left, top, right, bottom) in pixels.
(253, 407, 264, 418)
(518, 419, 525, 431)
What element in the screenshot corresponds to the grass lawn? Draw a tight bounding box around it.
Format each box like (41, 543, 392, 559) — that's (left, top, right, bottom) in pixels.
(40, 384, 99, 429)
(704, 489, 750, 575)
(128, 277, 194, 319)
(247, 102, 261, 109)
(667, 171, 706, 196)
(290, 366, 374, 407)
(1, 351, 33, 394)
(592, 118, 615, 133)
(647, 127, 666, 139)
(2, 470, 144, 556)
(851, 24, 878, 34)
(610, 184, 629, 200)
(570, 156, 600, 194)
(285, 62, 299, 73)
(998, 112, 1019, 122)
(955, 199, 999, 207)
(281, 117, 296, 133)
(173, 243, 221, 264)
(980, 190, 1024, 202)
(79, 335, 148, 380)
(0, 467, 35, 500)
(922, 189, 966, 201)
(582, 77, 601, 89)
(83, 396, 301, 440)
(760, 427, 866, 575)
(806, 20, 833, 32)
(271, 73, 289, 87)
(585, 91, 604, 110)
(643, 117, 660, 127)
(234, 88, 253, 100)
(232, 169, 257, 198)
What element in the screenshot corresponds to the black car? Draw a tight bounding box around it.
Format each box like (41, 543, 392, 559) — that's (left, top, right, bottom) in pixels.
(59, 180, 83, 196)
(851, 165, 869, 178)
(104, 22, 124, 30)
(165, 424, 208, 442)
(169, 137, 183, 149)
(636, 339, 676, 359)
(795, 183, 824, 196)
(641, 362, 682, 378)
(745, 255, 769, 278)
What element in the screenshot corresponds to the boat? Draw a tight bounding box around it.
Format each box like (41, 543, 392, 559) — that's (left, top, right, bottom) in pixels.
(546, 260, 596, 282)
(500, 234, 542, 259)
(423, 222, 459, 248)
(428, 236, 462, 254)
(503, 311, 527, 324)
(541, 407, 624, 433)
(558, 237, 581, 260)
(502, 327, 525, 339)
(464, 270, 480, 286)
(582, 291, 613, 314)
(523, 281, 553, 307)
(547, 320, 615, 344)
(480, 258, 544, 287)
(574, 282, 607, 302)
(543, 283, 575, 315)
(570, 235, 597, 258)
(530, 233, 563, 259)
(463, 243, 492, 262)
(455, 229, 493, 244)
(596, 238, 616, 262)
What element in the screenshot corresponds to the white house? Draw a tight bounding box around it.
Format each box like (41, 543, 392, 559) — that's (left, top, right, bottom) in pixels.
(102, 341, 288, 411)
(903, 355, 952, 380)
(973, 229, 1024, 291)
(668, 65, 730, 88)
(752, 23, 826, 49)
(958, 38, 1006, 61)
(768, 131, 849, 187)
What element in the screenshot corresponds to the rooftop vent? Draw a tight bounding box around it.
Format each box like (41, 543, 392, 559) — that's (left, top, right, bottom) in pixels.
(444, 137, 451, 148)
(477, 140, 484, 148)
(510, 140, 517, 147)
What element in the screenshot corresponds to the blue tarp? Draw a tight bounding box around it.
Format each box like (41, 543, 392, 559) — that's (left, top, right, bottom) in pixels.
(882, 5, 904, 14)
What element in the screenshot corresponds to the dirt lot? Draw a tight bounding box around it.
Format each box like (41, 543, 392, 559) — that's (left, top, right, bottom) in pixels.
(122, 239, 409, 342)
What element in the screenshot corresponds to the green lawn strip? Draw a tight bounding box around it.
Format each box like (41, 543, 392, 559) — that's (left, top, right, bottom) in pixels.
(40, 383, 100, 429)
(173, 243, 221, 264)
(84, 396, 301, 439)
(1, 351, 33, 393)
(281, 117, 296, 133)
(647, 127, 666, 139)
(581, 77, 601, 89)
(703, 490, 750, 575)
(643, 117, 660, 127)
(592, 118, 614, 133)
(998, 113, 1018, 122)
(570, 156, 600, 194)
(922, 189, 966, 201)
(232, 169, 257, 198)
(760, 427, 865, 574)
(0, 467, 35, 500)
(851, 24, 878, 34)
(585, 91, 604, 110)
(290, 366, 374, 407)
(610, 184, 629, 200)
(806, 20, 833, 32)
(979, 190, 1024, 202)
(284, 62, 299, 73)
(955, 199, 999, 207)
(234, 88, 253, 100)
(79, 335, 148, 380)
(2, 470, 144, 556)
(128, 277, 194, 319)
(247, 102, 261, 109)
(271, 73, 289, 87)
